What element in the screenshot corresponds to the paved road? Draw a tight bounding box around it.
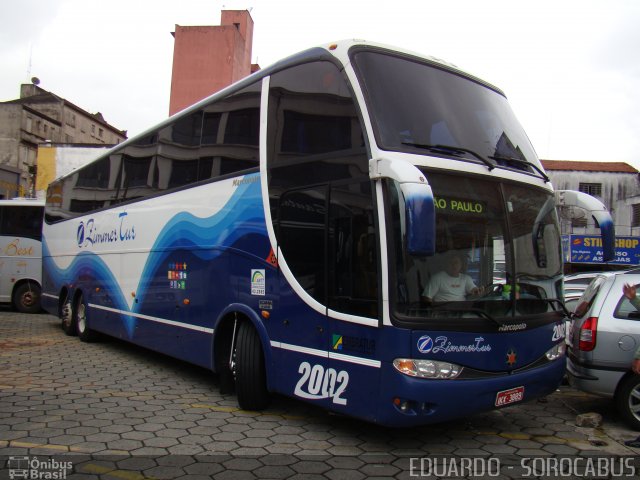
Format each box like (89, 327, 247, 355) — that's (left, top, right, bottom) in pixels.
(1, 310, 639, 479)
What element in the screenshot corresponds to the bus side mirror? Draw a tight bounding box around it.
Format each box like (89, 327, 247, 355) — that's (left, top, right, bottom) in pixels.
(555, 190, 615, 262)
(370, 157, 436, 257)
(402, 182, 436, 256)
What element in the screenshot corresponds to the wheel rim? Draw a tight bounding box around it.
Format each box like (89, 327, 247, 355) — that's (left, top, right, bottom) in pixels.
(77, 302, 87, 333)
(629, 383, 640, 423)
(21, 291, 35, 308)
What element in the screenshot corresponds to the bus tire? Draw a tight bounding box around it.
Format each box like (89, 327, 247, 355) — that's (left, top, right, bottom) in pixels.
(75, 293, 98, 343)
(13, 282, 41, 314)
(615, 375, 640, 430)
(61, 300, 77, 336)
(235, 321, 270, 411)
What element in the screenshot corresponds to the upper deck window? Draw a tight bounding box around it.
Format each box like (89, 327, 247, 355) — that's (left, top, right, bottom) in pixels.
(579, 183, 602, 197)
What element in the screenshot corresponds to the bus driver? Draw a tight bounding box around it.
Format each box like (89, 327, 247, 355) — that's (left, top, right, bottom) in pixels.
(421, 253, 481, 303)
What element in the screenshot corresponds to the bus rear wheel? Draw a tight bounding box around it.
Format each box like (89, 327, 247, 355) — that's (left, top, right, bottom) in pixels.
(75, 293, 98, 342)
(235, 321, 270, 411)
(61, 300, 77, 336)
(13, 282, 41, 314)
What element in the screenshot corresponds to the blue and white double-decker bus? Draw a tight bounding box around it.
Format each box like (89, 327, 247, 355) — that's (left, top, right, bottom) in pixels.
(41, 41, 614, 426)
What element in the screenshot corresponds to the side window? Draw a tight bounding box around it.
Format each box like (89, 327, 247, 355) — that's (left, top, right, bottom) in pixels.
(55, 149, 124, 218)
(114, 133, 158, 203)
(1, 206, 43, 240)
(328, 181, 378, 318)
(171, 112, 203, 146)
(162, 112, 204, 190)
(45, 82, 262, 223)
(615, 283, 640, 319)
(278, 186, 327, 302)
(154, 111, 203, 190)
(268, 61, 376, 318)
(76, 157, 110, 188)
(276, 181, 379, 318)
(200, 83, 261, 180)
(267, 60, 367, 200)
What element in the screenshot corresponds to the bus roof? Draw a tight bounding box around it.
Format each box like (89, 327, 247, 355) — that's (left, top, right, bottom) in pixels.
(49, 39, 504, 184)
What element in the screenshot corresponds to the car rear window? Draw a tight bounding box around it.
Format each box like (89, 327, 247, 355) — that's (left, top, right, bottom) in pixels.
(573, 276, 606, 318)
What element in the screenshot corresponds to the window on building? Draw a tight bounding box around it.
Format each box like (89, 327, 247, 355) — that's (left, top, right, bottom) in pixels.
(632, 204, 640, 227)
(579, 183, 602, 197)
(99, 128, 104, 138)
(572, 216, 588, 229)
(91, 124, 96, 134)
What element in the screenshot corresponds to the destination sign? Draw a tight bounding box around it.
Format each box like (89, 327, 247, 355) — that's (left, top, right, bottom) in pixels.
(434, 196, 486, 216)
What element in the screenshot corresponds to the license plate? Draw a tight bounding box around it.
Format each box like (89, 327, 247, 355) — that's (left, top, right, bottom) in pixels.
(495, 386, 524, 407)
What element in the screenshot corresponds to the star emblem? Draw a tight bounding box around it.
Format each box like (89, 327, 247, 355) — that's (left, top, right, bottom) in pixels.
(506, 349, 517, 367)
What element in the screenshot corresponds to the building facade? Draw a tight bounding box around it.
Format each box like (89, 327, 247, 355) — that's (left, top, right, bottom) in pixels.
(0, 83, 126, 198)
(542, 160, 640, 270)
(542, 160, 640, 236)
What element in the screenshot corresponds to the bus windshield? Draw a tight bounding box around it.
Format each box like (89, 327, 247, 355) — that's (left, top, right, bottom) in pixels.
(351, 49, 541, 173)
(387, 171, 563, 326)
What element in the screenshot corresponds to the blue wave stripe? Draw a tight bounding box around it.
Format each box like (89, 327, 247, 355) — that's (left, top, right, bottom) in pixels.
(43, 174, 268, 337)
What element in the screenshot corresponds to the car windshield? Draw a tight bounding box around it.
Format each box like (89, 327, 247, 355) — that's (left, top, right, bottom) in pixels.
(387, 171, 564, 327)
(351, 49, 542, 175)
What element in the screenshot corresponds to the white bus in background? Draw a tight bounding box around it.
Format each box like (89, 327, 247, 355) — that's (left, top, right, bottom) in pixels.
(0, 198, 44, 313)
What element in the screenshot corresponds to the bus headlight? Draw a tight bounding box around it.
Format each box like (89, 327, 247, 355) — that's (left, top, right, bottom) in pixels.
(393, 359, 462, 379)
(545, 342, 566, 361)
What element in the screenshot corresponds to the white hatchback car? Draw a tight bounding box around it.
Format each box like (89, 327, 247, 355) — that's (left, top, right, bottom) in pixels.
(567, 271, 640, 429)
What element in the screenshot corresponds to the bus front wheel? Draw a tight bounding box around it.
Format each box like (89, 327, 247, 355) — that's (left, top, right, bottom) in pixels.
(13, 282, 41, 314)
(235, 321, 270, 411)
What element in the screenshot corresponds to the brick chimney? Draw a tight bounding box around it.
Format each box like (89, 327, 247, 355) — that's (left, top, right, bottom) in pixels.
(169, 10, 255, 116)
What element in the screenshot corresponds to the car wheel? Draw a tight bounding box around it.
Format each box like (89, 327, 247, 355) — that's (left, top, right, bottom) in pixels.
(13, 282, 41, 313)
(234, 321, 270, 411)
(615, 375, 640, 430)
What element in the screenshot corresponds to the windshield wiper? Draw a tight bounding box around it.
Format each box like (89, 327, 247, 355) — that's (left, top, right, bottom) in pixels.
(402, 142, 494, 171)
(488, 154, 549, 182)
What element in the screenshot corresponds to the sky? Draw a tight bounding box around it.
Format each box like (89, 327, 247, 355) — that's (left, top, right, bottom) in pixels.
(2, 0, 640, 167)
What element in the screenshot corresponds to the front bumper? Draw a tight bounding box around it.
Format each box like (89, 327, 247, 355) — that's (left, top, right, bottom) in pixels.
(371, 357, 566, 427)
